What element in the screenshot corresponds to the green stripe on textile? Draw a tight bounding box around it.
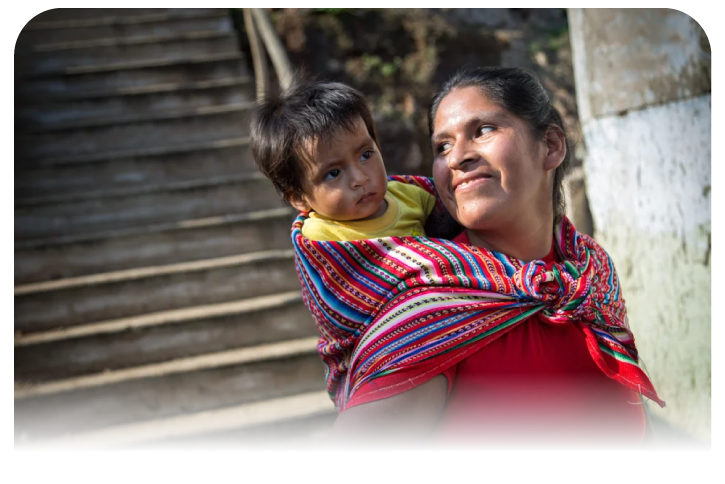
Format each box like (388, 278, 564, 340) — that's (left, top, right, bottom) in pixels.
(562, 296, 586, 311)
(598, 343, 637, 365)
(552, 265, 563, 287)
(563, 260, 578, 276)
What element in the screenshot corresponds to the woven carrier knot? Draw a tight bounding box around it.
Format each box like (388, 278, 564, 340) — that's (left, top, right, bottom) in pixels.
(514, 257, 595, 324)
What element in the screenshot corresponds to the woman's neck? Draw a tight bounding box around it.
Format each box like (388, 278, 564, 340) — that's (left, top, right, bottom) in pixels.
(466, 215, 554, 263)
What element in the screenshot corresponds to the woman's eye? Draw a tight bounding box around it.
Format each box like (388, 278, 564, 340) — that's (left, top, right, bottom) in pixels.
(323, 169, 341, 181)
(476, 125, 494, 137)
(436, 142, 451, 154)
(360, 150, 374, 162)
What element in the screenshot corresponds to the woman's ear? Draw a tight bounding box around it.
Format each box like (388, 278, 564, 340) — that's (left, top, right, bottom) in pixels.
(543, 124, 566, 172)
(288, 193, 312, 213)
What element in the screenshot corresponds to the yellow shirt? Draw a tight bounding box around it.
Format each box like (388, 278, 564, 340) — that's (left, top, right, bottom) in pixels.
(301, 181, 437, 241)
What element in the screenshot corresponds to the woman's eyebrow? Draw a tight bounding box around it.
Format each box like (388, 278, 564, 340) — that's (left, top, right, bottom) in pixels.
(431, 111, 508, 144)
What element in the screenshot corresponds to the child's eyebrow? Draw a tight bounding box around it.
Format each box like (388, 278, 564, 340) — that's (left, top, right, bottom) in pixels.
(315, 138, 375, 171)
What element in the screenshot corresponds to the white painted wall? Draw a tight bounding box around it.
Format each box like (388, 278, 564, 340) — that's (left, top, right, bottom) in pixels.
(582, 96, 711, 440)
(707, 96, 725, 451)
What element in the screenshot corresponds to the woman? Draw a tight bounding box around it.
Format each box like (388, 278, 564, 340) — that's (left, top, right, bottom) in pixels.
(325, 67, 663, 445)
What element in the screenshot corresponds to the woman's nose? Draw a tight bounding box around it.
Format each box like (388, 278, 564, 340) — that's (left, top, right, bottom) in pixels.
(447, 140, 478, 170)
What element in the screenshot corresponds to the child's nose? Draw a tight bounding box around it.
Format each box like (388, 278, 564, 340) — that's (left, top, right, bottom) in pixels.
(351, 167, 369, 187)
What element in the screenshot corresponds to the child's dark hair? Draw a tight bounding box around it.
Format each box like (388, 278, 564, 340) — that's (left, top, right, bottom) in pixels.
(250, 79, 380, 203)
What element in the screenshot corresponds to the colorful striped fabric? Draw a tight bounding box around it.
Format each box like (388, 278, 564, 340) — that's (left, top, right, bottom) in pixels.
(292, 175, 665, 411)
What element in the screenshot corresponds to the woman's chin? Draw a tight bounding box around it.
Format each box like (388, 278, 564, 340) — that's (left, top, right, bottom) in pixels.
(455, 203, 503, 231)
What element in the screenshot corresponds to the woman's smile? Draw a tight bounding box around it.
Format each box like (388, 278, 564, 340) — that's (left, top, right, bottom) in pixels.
(453, 173, 494, 193)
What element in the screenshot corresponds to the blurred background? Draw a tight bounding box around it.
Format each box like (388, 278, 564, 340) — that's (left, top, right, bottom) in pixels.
(14, 8, 710, 448)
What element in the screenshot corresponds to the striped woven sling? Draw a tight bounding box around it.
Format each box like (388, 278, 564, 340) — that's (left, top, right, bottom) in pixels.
(292, 175, 665, 412)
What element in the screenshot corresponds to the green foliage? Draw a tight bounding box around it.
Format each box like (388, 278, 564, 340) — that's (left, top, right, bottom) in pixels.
(360, 54, 402, 79)
(547, 27, 570, 51)
(528, 26, 569, 55)
(527, 40, 542, 56)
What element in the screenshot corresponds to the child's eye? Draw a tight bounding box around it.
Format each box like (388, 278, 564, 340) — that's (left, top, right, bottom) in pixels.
(323, 169, 341, 181)
(476, 125, 495, 137)
(360, 150, 374, 162)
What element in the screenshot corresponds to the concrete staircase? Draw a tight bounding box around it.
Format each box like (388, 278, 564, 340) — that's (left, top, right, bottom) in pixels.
(14, 8, 335, 449)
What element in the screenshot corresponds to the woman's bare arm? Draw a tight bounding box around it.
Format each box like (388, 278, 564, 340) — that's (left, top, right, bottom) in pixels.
(327, 375, 448, 443)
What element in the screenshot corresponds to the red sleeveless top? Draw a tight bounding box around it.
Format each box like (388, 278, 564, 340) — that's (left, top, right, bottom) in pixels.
(423, 232, 645, 452)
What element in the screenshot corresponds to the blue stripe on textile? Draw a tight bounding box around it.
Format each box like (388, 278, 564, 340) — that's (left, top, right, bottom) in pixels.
(295, 248, 368, 329)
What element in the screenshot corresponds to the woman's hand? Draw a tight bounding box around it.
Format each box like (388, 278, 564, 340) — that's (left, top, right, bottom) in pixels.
(327, 374, 448, 444)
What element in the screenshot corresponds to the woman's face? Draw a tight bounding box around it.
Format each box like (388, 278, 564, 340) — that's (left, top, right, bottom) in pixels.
(431, 86, 555, 233)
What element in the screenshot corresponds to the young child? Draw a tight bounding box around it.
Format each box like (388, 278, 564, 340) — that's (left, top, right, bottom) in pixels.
(249, 80, 437, 241)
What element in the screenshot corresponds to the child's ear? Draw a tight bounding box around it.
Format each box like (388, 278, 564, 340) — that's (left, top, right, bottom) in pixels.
(288, 193, 312, 213)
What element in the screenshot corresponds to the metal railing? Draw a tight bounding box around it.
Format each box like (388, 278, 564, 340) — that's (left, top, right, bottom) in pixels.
(242, 8, 293, 101)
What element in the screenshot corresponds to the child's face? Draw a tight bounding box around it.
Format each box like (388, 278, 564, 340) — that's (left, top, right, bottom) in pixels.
(290, 116, 388, 221)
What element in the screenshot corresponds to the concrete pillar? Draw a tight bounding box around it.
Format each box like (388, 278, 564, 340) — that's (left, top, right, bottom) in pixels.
(568, 8, 711, 442)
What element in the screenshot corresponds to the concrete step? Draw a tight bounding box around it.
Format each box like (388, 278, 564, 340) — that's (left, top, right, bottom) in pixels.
(15, 102, 252, 161)
(15, 250, 300, 333)
(15, 174, 281, 240)
(15, 139, 255, 199)
(14, 338, 327, 443)
(15, 207, 295, 284)
(18, 12, 232, 49)
(16, 53, 247, 100)
(15, 291, 315, 382)
(138, 409, 336, 449)
(16, 32, 239, 78)
(18, 74, 253, 104)
(16, 77, 253, 129)
(19, 390, 335, 449)
(15, 135, 250, 171)
(23, 99, 254, 134)
(26, 9, 225, 25)
(22, 29, 237, 54)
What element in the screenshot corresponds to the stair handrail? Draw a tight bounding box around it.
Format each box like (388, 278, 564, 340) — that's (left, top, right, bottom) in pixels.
(243, 8, 293, 101)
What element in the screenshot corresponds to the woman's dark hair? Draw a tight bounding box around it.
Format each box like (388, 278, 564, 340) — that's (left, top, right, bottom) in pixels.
(250, 79, 379, 203)
(428, 66, 572, 226)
